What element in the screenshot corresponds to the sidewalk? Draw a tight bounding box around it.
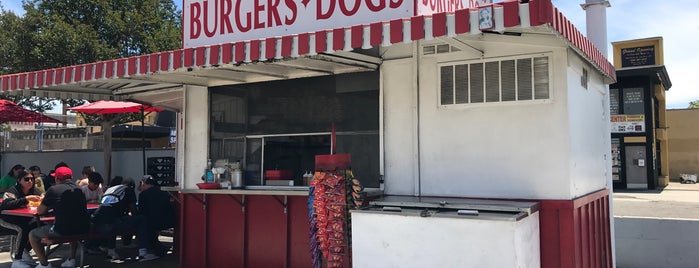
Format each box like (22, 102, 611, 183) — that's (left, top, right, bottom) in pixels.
(613, 181, 699, 219)
(0, 236, 177, 268)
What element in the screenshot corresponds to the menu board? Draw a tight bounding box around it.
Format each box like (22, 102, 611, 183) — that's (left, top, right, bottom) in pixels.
(621, 45, 656, 67)
(623, 88, 644, 115)
(609, 88, 619, 115)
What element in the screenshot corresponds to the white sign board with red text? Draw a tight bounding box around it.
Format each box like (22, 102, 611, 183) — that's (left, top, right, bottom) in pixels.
(183, 0, 493, 48)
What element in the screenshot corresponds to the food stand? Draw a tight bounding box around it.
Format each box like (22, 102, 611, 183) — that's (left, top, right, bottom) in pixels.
(0, 1, 617, 267)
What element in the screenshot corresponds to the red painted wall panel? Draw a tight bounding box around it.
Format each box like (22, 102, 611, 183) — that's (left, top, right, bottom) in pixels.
(539, 189, 611, 268)
(179, 194, 316, 268)
(206, 195, 244, 268)
(288, 197, 312, 268)
(246, 196, 287, 268)
(180, 194, 207, 267)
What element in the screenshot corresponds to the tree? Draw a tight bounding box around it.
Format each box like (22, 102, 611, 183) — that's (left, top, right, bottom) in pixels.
(1, 0, 181, 180)
(689, 101, 699, 109)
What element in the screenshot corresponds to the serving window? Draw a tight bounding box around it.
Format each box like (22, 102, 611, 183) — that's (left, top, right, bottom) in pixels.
(209, 72, 380, 187)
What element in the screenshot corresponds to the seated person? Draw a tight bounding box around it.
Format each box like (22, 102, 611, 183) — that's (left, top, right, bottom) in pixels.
(0, 170, 43, 268)
(27, 166, 46, 194)
(76, 166, 94, 187)
(28, 167, 89, 268)
(0, 165, 25, 193)
(138, 176, 175, 256)
(91, 177, 160, 261)
(81, 172, 104, 204)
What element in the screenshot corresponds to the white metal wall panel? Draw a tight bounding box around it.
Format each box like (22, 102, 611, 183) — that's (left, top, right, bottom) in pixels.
(382, 59, 417, 196)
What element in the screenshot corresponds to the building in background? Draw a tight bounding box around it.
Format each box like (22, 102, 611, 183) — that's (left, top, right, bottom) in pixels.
(610, 37, 672, 190)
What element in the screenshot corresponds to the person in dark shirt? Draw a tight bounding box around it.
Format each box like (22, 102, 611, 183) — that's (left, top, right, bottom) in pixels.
(44, 162, 69, 190)
(0, 170, 43, 268)
(28, 166, 89, 268)
(90, 177, 160, 261)
(138, 175, 175, 257)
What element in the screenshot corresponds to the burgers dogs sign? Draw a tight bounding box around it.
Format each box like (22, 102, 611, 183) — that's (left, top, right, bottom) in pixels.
(183, 0, 494, 48)
(184, 0, 412, 48)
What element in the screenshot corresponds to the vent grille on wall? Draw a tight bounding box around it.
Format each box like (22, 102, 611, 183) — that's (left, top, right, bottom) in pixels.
(439, 54, 551, 106)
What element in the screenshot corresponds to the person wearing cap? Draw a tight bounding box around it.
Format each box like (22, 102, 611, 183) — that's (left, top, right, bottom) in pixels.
(138, 175, 175, 258)
(28, 166, 90, 268)
(0, 165, 25, 193)
(45, 162, 70, 190)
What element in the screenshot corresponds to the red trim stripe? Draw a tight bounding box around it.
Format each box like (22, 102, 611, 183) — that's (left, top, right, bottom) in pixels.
(351, 25, 363, 49)
(74, 66, 83, 82)
(149, 54, 158, 73)
(454, 9, 469, 34)
(84, 64, 93, 80)
(195, 46, 206, 66)
(36, 71, 44, 87)
(27, 72, 35, 88)
(184, 48, 194, 67)
(137, 56, 147, 75)
(173, 50, 183, 69)
(222, 43, 233, 63)
(503, 1, 519, 27)
(116, 59, 126, 77)
(55, 68, 64, 85)
(235, 42, 246, 63)
(128, 57, 137, 76)
(159, 52, 170, 71)
(333, 28, 345, 51)
(18, 74, 26, 89)
(249, 40, 261, 61)
(281, 36, 293, 57)
(209, 44, 221, 65)
(266, 37, 276, 59)
(432, 12, 447, 37)
(298, 33, 310, 55)
(66, 67, 74, 83)
(411, 16, 425, 40)
(315, 30, 327, 53)
(369, 22, 382, 46)
(45, 70, 55, 85)
(389, 19, 403, 44)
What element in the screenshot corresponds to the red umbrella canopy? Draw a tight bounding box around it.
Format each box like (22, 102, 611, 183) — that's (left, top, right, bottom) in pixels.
(0, 100, 62, 124)
(68, 100, 162, 114)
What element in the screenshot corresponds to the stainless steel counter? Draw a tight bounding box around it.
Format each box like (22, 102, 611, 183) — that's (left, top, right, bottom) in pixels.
(171, 186, 383, 197)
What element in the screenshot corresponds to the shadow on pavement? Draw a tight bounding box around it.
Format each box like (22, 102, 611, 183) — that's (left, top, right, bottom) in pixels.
(0, 236, 177, 268)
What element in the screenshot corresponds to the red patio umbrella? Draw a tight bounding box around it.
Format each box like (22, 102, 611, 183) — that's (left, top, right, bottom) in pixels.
(69, 101, 163, 179)
(0, 100, 61, 124)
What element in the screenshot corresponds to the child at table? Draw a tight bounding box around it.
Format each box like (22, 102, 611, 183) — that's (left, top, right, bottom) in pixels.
(0, 169, 43, 268)
(81, 172, 104, 204)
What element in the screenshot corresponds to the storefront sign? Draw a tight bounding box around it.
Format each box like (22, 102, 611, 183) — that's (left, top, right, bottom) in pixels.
(183, 0, 495, 48)
(611, 114, 645, 133)
(416, 0, 491, 15)
(620, 45, 656, 67)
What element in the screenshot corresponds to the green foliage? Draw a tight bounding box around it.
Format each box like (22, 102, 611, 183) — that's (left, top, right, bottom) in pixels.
(0, 0, 180, 116)
(689, 101, 699, 109)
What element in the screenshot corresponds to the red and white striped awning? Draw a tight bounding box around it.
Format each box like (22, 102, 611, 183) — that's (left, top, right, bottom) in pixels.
(0, 0, 615, 101)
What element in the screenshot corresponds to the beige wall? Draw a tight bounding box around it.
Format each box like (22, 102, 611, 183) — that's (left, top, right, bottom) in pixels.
(667, 109, 699, 180)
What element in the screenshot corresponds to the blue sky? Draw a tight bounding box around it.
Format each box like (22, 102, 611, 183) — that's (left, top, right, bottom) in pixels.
(3, 0, 698, 108)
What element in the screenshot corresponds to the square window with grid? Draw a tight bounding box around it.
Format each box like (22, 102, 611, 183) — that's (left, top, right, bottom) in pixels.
(439, 55, 551, 106)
